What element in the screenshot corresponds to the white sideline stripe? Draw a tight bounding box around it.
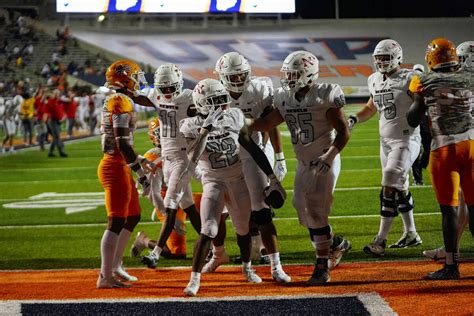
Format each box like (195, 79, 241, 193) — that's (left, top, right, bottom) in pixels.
(0, 293, 396, 312)
(0, 212, 440, 230)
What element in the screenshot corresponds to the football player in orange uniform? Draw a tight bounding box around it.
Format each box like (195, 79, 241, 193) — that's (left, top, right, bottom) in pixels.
(97, 60, 154, 288)
(407, 38, 474, 280)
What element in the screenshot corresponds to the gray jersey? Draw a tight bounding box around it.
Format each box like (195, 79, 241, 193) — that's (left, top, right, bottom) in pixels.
(180, 107, 245, 180)
(368, 68, 420, 139)
(274, 83, 346, 161)
(230, 77, 273, 159)
(148, 89, 195, 156)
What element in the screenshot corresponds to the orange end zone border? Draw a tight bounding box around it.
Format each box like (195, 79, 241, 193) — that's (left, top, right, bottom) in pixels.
(0, 260, 473, 315)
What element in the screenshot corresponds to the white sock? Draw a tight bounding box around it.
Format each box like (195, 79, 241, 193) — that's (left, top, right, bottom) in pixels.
(100, 230, 119, 279)
(268, 252, 281, 271)
(152, 245, 163, 258)
(377, 216, 394, 241)
(400, 211, 416, 233)
(242, 261, 252, 270)
(191, 271, 201, 280)
(213, 245, 225, 258)
(112, 229, 132, 270)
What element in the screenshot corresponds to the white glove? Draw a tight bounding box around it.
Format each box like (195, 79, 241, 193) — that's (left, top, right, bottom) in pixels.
(310, 150, 335, 176)
(347, 115, 358, 130)
(202, 107, 223, 130)
(273, 152, 287, 182)
(413, 64, 425, 73)
(136, 175, 152, 197)
(140, 157, 157, 174)
(193, 165, 203, 181)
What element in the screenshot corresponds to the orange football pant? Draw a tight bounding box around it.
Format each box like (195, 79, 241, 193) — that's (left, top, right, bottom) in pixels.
(429, 140, 474, 206)
(98, 154, 141, 217)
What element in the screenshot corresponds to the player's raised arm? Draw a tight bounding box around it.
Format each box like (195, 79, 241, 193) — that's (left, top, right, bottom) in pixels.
(247, 107, 284, 132)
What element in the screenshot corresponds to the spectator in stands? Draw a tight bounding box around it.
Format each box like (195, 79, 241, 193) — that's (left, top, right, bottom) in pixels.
(44, 89, 67, 157)
(19, 92, 35, 146)
(40, 62, 51, 78)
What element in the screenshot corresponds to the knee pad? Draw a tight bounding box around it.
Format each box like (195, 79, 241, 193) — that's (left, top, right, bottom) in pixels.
(380, 189, 399, 218)
(308, 225, 333, 249)
(398, 191, 414, 213)
(250, 208, 273, 225)
(201, 220, 218, 238)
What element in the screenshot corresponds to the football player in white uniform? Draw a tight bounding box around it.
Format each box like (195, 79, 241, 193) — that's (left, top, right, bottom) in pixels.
(248, 51, 351, 285)
(141, 63, 202, 268)
(179, 78, 286, 296)
(201, 52, 290, 282)
(422, 40, 473, 262)
(348, 39, 422, 256)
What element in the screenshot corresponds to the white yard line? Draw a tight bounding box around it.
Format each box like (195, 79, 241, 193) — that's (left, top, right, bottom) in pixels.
(0, 211, 439, 230)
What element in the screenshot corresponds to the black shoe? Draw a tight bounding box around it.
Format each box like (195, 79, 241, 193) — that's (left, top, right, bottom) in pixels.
(259, 248, 271, 264)
(306, 265, 330, 285)
(141, 251, 159, 269)
(60, 152, 68, 157)
(426, 264, 460, 280)
(233, 256, 243, 264)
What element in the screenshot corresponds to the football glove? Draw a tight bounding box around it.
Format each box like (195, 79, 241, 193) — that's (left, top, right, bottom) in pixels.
(310, 156, 331, 176)
(202, 106, 224, 131)
(264, 174, 286, 209)
(347, 115, 358, 130)
(273, 152, 287, 182)
(136, 175, 152, 197)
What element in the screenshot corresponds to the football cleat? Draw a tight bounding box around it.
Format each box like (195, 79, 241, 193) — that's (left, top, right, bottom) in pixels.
(425, 264, 460, 280)
(183, 278, 200, 296)
(389, 232, 422, 248)
(306, 266, 330, 286)
(243, 266, 262, 283)
(97, 274, 132, 289)
(423, 246, 446, 261)
(130, 231, 148, 258)
(271, 267, 291, 283)
(202, 253, 230, 273)
(113, 263, 138, 282)
(363, 237, 386, 257)
(328, 236, 351, 270)
(142, 251, 159, 269)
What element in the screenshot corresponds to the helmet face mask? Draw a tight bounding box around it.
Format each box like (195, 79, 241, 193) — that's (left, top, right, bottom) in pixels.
(456, 41, 474, 67)
(154, 63, 183, 101)
(193, 79, 231, 116)
(372, 39, 403, 74)
(215, 52, 251, 93)
(280, 51, 319, 92)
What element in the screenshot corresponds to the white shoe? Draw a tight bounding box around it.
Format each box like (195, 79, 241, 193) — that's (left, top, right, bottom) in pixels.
(423, 246, 447, 261)
(113, 263, 138, 282)
(243, 266, 262, 283)
(363, 237, 386, 257)
(97, 273, 132, 289)
(328, 238, 351, 270)
(271, 267, 291, 283)
(183, 278, 200, 296)
(130, 231, 148, 258)
(202, 253, 230, 273)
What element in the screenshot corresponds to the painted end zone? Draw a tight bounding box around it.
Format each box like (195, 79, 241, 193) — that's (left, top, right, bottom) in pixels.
(0, 261, 473, 315)
(2, 294, 394, 315)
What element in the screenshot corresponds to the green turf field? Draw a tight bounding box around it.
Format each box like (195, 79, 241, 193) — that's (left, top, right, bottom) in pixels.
(0, 105, 472, 270)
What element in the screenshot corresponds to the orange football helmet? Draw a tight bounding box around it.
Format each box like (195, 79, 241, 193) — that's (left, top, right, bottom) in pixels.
(425, 38, 459, 71)
(105, 60, 147, 93)
(147, 117, 161, 147)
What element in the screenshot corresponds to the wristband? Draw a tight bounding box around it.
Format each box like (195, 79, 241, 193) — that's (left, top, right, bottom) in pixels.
(136, 168, 146, 179)
(275, 152, 285, 161)
(128, 154, 144, 168)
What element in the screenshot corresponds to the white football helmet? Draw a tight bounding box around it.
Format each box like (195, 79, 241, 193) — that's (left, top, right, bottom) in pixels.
(456, 41, 474, 68)
(372, 39, 403, 74)
(153, 63, 183, 101)
(215, 52, 251, 93)
(192, 78, 230, 115)
(280, 51, 319, 91)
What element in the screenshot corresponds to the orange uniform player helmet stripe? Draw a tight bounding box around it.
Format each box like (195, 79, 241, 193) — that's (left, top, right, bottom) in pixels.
(425, 38, 459, 71)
